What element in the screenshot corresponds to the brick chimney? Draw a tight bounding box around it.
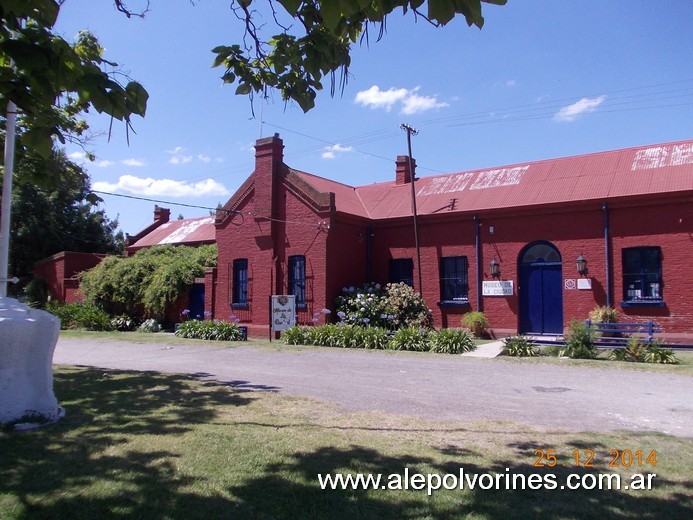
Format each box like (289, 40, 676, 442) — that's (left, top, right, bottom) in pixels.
(153, 205, 170, 224)
(395, 155, 416, 185)
(253, 133, 284, 224)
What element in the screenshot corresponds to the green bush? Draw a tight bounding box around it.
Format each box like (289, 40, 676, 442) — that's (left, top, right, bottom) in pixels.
(23, 277, 49, 308)
(503, 335, 539, 357)
(80, 244, 217, 318)
(387, 327, 429, 352)
(563, 319, 598, 359)
(282, 326, 310, 345)
(46, 301, 113, 331)
(429, 328, 475, 354)
(642, 342, 679, 364)
(588, 305, 618, 323)
(461, 311, 490, 338)
(283, 324, 390, 349)
(609, 338, 679, 364)
(175, 320, 243, 341)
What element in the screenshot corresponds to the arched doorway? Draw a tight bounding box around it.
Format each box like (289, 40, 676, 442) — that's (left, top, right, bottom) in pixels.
(519, 242, 563, 334)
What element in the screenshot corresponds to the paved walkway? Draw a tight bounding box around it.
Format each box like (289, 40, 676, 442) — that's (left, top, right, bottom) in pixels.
(53, 337, 693, 437)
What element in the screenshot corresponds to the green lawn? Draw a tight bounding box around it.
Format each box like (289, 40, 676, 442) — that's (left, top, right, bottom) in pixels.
(1, 366, 691, 519)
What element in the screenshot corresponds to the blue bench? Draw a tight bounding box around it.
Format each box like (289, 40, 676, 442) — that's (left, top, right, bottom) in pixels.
(585, 319, 661, 347)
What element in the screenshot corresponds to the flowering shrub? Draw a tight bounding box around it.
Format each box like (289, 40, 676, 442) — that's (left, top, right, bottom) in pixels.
(385, 283, 433, 329)
(334, 282, 389, 327)
(334, 282, 432, 330)
(175, 320, 244, 341)
(138, 318, 161, 333)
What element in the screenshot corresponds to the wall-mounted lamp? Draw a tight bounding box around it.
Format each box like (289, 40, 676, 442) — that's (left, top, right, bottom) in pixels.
(489, 258, 501, 278)
(576, 254, 588, 276)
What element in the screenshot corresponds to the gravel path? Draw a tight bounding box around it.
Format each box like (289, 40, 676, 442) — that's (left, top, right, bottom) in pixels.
(54, 337, 693, 437)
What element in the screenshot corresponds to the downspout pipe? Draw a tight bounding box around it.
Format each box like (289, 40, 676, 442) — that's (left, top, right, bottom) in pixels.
(365, 224, 373, 283)
(603, 202, 613, 307)
(474, 214, 483, 311)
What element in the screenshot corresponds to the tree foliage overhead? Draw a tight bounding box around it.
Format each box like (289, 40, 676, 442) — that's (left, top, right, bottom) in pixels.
(79, 244, 218, 319)
(213, 0, 506, 112)
(4, 148, 123, 285)
(0, 0, 148, 162)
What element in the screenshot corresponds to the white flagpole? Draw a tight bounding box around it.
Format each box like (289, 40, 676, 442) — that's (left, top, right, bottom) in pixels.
(0, 100, 17, 298)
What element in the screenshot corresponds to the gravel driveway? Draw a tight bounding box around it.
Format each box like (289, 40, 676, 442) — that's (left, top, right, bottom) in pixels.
(54, 337, 693, 437)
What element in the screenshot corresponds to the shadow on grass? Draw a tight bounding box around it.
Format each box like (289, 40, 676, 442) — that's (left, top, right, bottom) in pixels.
(1, 367, 691, 519)
(0, 367, 253, 519)
(229, 443, 692, 519)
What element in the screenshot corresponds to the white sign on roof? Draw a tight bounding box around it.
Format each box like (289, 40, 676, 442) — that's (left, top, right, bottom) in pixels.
(159, 217, 215, 244)
(631, 143, 693, 170)
(470, 166, 529, 190)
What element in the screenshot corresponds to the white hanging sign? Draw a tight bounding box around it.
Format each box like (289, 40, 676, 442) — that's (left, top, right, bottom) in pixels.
(271, 295, 296, 331)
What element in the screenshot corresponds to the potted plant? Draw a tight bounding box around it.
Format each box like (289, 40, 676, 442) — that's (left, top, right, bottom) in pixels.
(461, 311, 490, 338)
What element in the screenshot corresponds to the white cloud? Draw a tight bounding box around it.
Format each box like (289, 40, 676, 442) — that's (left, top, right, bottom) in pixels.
(354, 85, 409, 112)
(354, 85, 448, 114)
(68, 151, 87, 161)
(321, 144, 353, 159)
(197, 154, 211, 163)
(93, 174, 229, 198)
(95, 160, 115, 168)
(554, 95, 606, 122)
(169, 154, 193, 165)
(121, 158, 146, 167)
(165, 146, 193, 165)
(401, 92, 449, 115)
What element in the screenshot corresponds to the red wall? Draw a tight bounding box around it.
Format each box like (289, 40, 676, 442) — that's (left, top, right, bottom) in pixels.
(33, 252, 104, 303)
(213, 136, 692, 338)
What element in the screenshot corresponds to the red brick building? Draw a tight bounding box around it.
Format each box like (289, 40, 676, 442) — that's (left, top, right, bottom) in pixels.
(208, 135, 692, 340)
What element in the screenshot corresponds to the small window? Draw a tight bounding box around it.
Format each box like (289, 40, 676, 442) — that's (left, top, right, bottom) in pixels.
(622, 247, 663, 304)
(232, 259, 248, 306)
(440, 256, 469, 304)
(389, 258, 413, 287)
(288, 255, 306, 306)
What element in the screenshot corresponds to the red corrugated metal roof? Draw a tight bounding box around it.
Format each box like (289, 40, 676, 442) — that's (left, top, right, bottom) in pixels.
(294, 139, 693, 220)
(129, 216, 216, 248)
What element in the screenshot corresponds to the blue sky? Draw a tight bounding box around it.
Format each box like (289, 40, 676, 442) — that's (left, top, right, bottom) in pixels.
(54, 1, 693, 235)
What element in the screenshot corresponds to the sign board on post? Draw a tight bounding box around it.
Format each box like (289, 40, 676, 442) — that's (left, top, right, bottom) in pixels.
(271, 295, 296, 333)
(482, 280, 514, 296)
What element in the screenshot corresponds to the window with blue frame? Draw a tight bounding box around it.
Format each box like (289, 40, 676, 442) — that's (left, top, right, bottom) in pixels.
(388, 258, 414, 287)
(439, 256, 469, 304)
(288, 255, 306, 306)
(622, 247, 663, 304)
(232, 259, 248, 307)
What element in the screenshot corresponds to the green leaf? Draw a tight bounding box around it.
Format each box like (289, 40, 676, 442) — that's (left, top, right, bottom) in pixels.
(277, 0, 303, 15)
(125, 81, 149, 117)
(427, 0, 457, 25)
(319, 2, 343, 32)
(235, 83, 252, 95)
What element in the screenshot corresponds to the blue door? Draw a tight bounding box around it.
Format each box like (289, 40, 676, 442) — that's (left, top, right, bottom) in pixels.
(519, 243, 563, 334)
(188, 283, 205, 320)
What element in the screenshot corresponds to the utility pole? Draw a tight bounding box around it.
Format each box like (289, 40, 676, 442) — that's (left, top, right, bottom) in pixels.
(400, 123, 423, 294)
